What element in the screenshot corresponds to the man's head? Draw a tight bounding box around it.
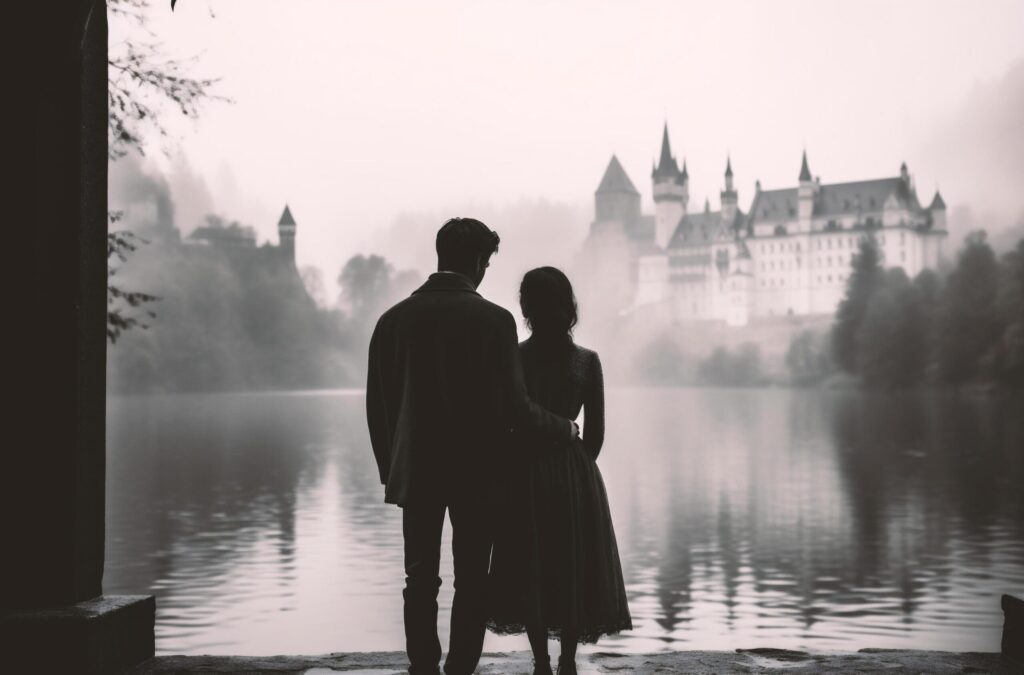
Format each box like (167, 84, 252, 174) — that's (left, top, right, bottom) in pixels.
(435, 217, 500, 288)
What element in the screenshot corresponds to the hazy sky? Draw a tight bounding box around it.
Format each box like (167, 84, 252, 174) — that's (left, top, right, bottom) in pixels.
(121, 0, 1024, 281)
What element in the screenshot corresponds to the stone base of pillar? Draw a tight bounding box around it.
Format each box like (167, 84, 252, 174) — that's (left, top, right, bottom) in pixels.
(1005, 594, 1024, 666)
(1, 595, 155, 674)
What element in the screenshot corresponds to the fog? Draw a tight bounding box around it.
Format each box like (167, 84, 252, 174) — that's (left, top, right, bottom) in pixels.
(119, 0, 1024, 297)
(102, 3, 1024, 655)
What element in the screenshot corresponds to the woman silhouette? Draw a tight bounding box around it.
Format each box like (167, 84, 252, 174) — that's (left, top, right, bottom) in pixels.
(488, 266, 631, 675)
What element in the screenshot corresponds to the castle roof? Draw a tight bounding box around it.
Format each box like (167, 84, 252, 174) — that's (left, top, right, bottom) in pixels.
(278, 204, 296, 227)
(667, 206, 746, 249)
(748, 176, 926, 224)
(188, 222, 257, 247)
(597, 155, 639, 195)
(725, 156, 733, 177)
(929, 190, 946, 210)
(799, 151, 812, 182)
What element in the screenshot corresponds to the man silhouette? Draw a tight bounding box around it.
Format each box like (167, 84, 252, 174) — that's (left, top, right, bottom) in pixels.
(366, 218, 578, 675)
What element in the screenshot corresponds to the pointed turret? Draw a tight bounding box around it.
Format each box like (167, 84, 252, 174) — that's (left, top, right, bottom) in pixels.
(721, 155, 738, 224)
(797, 151, 815, 231)
(799, 150, 812, 182)
(278, 204, 296, 227)
(652, 123, 681, 180)
(681, 159, 688, 181)
(651, 124, 687, 248)
(277, 203, 297, 266)
(929, 189, 947, 231)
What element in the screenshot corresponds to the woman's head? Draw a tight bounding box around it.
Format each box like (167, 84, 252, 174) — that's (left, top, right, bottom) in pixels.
(519, 266, 578, 343)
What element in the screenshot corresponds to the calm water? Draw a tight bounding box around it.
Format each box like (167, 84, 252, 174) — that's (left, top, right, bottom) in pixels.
(105, 388, 1024, 655)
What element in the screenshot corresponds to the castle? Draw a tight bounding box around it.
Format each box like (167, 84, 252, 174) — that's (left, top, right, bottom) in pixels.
(186, 204, 298, 267)
(581, 125, 948, 326)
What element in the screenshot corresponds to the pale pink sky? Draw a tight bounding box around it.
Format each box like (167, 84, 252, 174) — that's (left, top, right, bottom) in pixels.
(118, 0, 1024, 282)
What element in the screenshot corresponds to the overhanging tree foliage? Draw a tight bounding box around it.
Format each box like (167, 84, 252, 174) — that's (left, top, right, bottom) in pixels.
(106, 0, 224, 342)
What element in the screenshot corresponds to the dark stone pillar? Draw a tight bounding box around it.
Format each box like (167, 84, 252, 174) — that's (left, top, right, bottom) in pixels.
(2, 1, 153, 671)
(5, 0, 107, 612)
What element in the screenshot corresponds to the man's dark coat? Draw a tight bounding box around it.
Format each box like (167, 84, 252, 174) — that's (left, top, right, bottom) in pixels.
(366, 272, 573, 506)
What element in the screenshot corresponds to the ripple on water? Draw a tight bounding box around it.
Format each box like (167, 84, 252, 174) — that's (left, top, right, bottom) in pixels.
(104, 389, 1024, 655)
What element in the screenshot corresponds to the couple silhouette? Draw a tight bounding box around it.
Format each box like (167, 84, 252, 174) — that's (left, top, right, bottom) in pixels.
(367, 218, 631, 675)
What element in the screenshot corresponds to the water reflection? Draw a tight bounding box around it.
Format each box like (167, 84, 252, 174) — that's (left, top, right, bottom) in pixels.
(105, 388, 1024, 655)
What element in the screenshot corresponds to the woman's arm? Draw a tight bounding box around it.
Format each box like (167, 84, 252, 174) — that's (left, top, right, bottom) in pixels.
(582, 351, 605, 459)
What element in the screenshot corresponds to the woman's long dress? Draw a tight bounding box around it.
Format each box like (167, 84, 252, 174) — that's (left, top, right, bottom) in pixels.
(487, 339, 632, 643)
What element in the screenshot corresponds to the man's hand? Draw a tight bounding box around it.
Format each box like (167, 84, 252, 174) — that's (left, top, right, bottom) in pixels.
(571, 421, 581, 439)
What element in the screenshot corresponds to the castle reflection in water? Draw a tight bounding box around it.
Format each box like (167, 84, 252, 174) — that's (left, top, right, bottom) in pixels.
(105, 388, 1024, 655)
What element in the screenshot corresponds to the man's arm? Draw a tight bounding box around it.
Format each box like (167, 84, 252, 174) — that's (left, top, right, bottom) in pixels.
(496, 311, 576, 442)
(582, 351, 605, 459)
(366, 319, 391, 485)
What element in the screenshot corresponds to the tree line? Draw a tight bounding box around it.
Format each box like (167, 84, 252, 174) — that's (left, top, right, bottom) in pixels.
(825, 232, 1024, 388)
(108, 226, 417, 393)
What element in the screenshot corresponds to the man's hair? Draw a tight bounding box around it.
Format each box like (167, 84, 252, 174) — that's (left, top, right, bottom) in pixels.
(436, 218, 500, 273)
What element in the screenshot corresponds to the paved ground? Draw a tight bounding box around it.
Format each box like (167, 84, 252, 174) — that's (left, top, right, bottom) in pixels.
(132, 648, 1018, 674)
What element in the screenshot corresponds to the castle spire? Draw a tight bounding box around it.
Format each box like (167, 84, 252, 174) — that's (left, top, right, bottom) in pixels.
(652, 122, 680, 179)
(799, 150, 812, 182)
(929, 189, 946, 210)
(725, 155, 733, 178)
(681, 158, 688, 180)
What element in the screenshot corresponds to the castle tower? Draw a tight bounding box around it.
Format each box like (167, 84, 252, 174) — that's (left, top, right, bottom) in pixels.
(720, 156, 739, 228)
(726, 239, 753, 327)
(278, 204, 296, 265)
(797, 150, 815, 232)
(595, 155, 642, 225)
(586, 156, 641, 316)
(651, 123, 687, 248)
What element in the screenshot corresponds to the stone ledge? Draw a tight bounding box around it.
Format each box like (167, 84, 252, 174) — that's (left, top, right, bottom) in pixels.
(131, 648, 1013, 674)
(2, 594, 154, 675)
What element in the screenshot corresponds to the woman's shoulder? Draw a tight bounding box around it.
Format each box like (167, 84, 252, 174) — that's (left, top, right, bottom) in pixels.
(570, 343, 602, 372)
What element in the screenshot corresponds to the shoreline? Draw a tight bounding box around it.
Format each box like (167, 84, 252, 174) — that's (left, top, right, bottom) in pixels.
(131, 649, 1015, 674)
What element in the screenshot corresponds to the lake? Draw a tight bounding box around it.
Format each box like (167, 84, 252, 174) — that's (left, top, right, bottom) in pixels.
(105, 388, 1024, 655)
